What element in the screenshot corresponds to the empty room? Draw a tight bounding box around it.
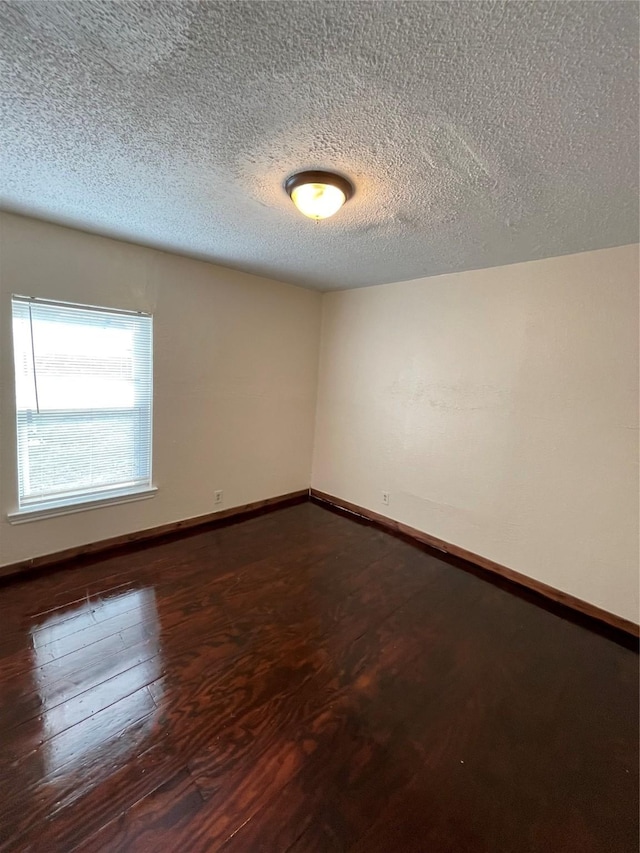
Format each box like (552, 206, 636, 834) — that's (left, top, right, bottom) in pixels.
(0, 2, 638, 851)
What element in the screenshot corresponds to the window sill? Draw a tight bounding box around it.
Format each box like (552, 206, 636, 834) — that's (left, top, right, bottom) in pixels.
(7, 487, 158, 524)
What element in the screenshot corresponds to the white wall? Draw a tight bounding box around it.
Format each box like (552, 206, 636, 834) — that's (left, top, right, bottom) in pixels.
(312, 245, 639, 624)
(2, 213, 637, 625)
(0, 212, 322, 567)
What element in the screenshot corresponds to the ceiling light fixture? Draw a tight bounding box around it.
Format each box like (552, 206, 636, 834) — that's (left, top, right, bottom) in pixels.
(285, 170, 354, 220)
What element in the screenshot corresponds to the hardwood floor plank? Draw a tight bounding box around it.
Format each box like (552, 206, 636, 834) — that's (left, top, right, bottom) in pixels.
(73, 768, 205, 853)
(215, 582, 493, 853)
(0, 697, 160, 850)
(5, 739, 176, 852)
(0, 502, 636, 853)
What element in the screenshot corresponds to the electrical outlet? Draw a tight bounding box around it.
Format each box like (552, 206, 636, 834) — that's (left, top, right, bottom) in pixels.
(382, 491, 390, 506)
(214, 490, 223, 505)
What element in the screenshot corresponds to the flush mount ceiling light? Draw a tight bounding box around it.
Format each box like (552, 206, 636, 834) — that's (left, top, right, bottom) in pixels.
(285, 170, 354, 220)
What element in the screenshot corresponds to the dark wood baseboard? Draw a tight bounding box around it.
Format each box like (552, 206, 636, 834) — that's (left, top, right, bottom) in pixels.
(0, 489, 309, 582)
(310, 488, 639, 639)
(3, 484, 637, 640)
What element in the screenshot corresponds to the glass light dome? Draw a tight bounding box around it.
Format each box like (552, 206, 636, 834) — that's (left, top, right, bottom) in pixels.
(285, 171, 354, 221)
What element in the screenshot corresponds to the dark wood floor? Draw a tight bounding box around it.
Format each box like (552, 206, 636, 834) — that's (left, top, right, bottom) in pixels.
(0, 500, 637, 852)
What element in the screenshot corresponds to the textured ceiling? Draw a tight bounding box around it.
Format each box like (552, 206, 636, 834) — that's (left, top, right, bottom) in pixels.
(1, 1, 638, 291)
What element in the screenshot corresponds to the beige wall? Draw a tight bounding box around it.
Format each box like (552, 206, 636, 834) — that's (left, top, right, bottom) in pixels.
(0, 212, 322, 566)
(2, 213, 637, 625)
(312, 245, 640, 624)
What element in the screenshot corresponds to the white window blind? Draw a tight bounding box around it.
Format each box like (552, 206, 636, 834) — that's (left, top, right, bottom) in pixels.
(11, 296, 153, 514)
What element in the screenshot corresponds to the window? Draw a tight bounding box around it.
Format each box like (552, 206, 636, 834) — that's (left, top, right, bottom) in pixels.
(11, 296, 153, 518)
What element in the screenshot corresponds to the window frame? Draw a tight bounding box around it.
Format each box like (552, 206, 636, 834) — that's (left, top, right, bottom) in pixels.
(8, 295, 156, 523)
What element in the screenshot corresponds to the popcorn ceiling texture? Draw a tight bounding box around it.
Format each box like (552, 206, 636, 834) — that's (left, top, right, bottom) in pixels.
(1, 1, 638, 290)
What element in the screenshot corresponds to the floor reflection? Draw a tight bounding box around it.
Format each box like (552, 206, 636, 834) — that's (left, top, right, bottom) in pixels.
(30, 586, 162, 778)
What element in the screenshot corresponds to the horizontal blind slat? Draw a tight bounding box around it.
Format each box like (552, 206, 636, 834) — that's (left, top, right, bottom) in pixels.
(11, 296, 153, 511)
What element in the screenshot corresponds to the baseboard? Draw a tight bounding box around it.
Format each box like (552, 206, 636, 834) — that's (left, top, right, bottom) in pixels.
(3, 484, 637, 640)
(310, 488, 640, 640)
(0, 489, 309, 581)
